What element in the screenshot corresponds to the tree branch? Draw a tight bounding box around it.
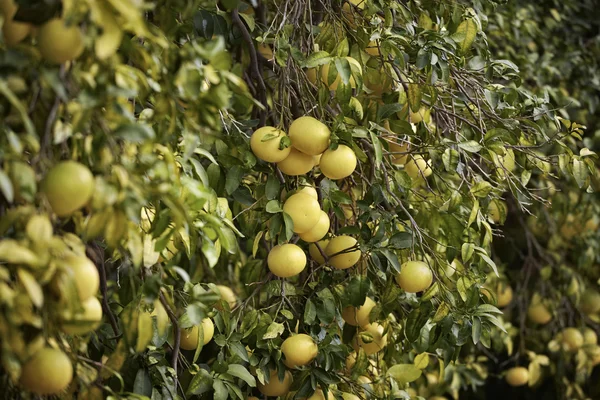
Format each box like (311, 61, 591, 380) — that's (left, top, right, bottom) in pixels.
(159, 291, 181, 377)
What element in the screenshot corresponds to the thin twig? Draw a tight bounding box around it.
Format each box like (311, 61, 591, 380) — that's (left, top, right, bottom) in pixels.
(159, 291, 181, 377)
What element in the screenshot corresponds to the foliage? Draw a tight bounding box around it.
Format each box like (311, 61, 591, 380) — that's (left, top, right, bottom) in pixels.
(0, 0, 599, 399)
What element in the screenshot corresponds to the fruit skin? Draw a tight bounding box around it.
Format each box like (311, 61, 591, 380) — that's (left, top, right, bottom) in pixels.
(342, 297, 376, 328)
(583, 328, 597, 345)
(37, 19, 85, 64)
(580, 289, 600, 315)
(19, 348, 73, 395)
(277, 148, 315, 175)
(61, 296, 103, 335)
(42, 161, 95, 217)
(325, 235, 361, 270)
(341, 0, 365, 27)
(283, 192, 322, 234)
(268, 244, 307, 278)
(308, 239, 329, 264)
(396, 261, 433, 293)
(561, 327, 584, 352)
(488, 200, 507, 224)
(1, 0, 31, 46)
(298, 186, 318, 199)
(303, 388, 334, 400)
(386, 138, 410, 165)
(404, 155, 432, 180)
(496, 284, 513, 308)
(299, 210, 330, 242)
(250, 126, 291, 163)
(289, 116, 331, 155)
(352, 323, 387, 355)
(493, 148, 516, 178)
(505, 367, 529, 387)
(321, 57, 362, 90)
(216, 285, 237, 309)
(319, 145, 357, 180)
(179, 318, 215, 350)
(258, 369, 293, 397)
(341, 393, 360, 400)
(281, 333, 318, 368)
(527, 296, 552, 325)
(64, 255, 99, 301)
(365, 40, 380, 57)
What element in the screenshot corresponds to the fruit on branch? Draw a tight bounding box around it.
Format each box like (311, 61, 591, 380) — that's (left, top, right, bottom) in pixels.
(319, 144, 357, 180)
(250, 126, 291, 163)
(505, 366, 529, 387)
(299, 210, 330, 243)
(267, 244, 307, 278)
(283, 192, 322, 234)
(257, 369, 293, 397)
(41, 161, 95, 217)
(342, 296, 376, 328)
(281, 333, 318, 368)
(396, 261, 433, 293)
(278, 148, 316, 175)
(19, 348, 73, 395)
(180, 318, 215, 350)
(38, 18, 84, 64)
(325, 235, 361, 270)
(289, 116, 331, 155)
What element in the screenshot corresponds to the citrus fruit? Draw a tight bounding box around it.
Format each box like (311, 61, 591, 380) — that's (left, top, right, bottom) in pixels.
(288, 116, 331, 155)
(493, 148, 516, 178)
(268, 244, 307, 278)
(496, 284, 513, 307)
(342, 297, 376, 328)
(341, 0, 365, 27)
(216, 285, 237, 309)
(257, 43, 274, 60)
(399, 105, 431, 124)
(42, 161, 95, 217)
(583, 328, 597, 345)
(386, 138, 410, 165)
(19, 348, 73, 395)
(505, 366, 529, 387)
(306, 67, 318, 85)
(527, 295, 552, 325)
(250, 126, 291, 163)
(179, 318, 214, 350)
(396, 261, 433, 293)
(281, 333, 318, 368)
(277, 148, 315, 175)
(61, 296, 103, 335)
(352, 323, 387, 355)
(319, 145, 357, 180)
(283, 192, 322, 234)
(321, 57, 362, 90)
(303, 388, 334, 400)
(580, 289, 600, 315)
(299, 210, 330, 242)
(258, 369, 293, 397)
(298, 186, 318, 199)
(488, 200, 507, 224)
(38, 18, 85, 64)
(308, 239, 329, 264)
(341, 393, 360, 400)
(561, 327, 584, 352)
(404, 155, 432, 180)
(63, 254, 99, 301)
(363, 64, 393, 95)
(1, 0, 31, 46)
(365, 40, 380, 57)
(325, 236, 361, 269)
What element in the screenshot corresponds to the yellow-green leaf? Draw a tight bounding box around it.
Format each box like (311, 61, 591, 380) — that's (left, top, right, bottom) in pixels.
(408, 83, 422, 112)
(454, 19, 478, 53)
(136, 311, 153, 352)
(18, 269, 44, 307)
(90, 0, 124, 59)
(387, 364, 422, 384)
(414, 353, 429, 369)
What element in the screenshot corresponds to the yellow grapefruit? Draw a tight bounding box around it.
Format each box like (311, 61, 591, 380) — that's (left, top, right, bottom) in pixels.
(505, 367, 529, 387)
(250, 126, 291, 163)
(299, 210, 330, 242)
(19, 348, 73, 395)
(309, 239, 329, 264)
(63, 255, 99, 301)
(61, 296, 103, 335)
(38, 18, 84, 64)
(281, 333, 318, 368)
(319, 145, 357, 180)
(325, 236, 361, 269)
(342, 297, 376, 328)
(396, 261, 433, 293)
(283, 192, 322, 234)
(352, 323, 387, 355)
(277, 148, 315, 175)
(42, 161, 94, 217)
(180, 318, 215, 350)
(288, 116, 331, 155)
(258, 369, 293, 397)
(268, 244, 307, 278)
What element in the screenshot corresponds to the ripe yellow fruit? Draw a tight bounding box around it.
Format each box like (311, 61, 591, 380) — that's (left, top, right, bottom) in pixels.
(583, 328, 597, 345)
(505, 367, 529, 387)
(341, 0, 365, 27)
(1, 0, 31, 46)
(325, 236, 360, 269)
(363, 65, 393, 95)
(299, 210, 330, 242)
(257, 43, 274, 60)
(493, 148, 516, 178)
(289, 116, 331, 155)
(250, 126, 292, 163)
(321, 57, 362, 90)
(319, 145, 357, 180)
(61, 296, 103, 335)
(399, 105, 431, 124)
(37, 19, 85, 64)
(63, 255, 99, 301)
(298, 186, 318, 199)
(303, 388, 334, 400)
(306, 68, 318, 85)
(342, 297, 376, 328)
(281, 333, 318, 368)
(488, 200, 507, 224)
(258, 369, 293, 397)
(353, 323, 387, 355)
(386, 138, 410, 165)
(580, 289, 600, 315)
(496, 284, 513, 308)
(309, 239, 329, 264)
(216, 285, 237, 309)
(42, 161, 95, 217)
(180, 318, 215, 350)
(19, 348, 73, 395)
(247, 397, 260, 400)
(404, 155, 432, 180)
(341, 393, 360, 400)
(283, 192, 322, 234)
(268, 244, 307, 278)
(365, 40, 380, 57)
(562, 328, 584, 352)
(277, 148, 315, 175)
(527, 296, 552, 325)
(396, 261, 433, 293)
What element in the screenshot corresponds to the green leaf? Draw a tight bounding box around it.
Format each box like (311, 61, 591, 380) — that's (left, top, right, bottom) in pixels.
(408, 83, 422, 112)
(0, 169, 14, 203)
(472, 316, 482, 345)
(387, 364, 423, 384)
(432, 301, 450, 323)
(335, 57, 351, 86)
(453, 19, 478, 53)
(572, 158, 588, 188)
(213, 379, 228, 400)
(442, 148, 459, 172)
(458, 140, 482, 153)
(225, 166, 244, 195)
(265, 200, 282, 213)
(461, 242, 474, 263)
(304, 51, 332, 68)
(346, 276, 370, 307)
(405, 303, 432, 342)
(369, 130, 383, 167)
(133, 369, 152, 396)
(227, 364, 256, 387)
(262, 321, 284, 339)
(304, 299, 317, 324)
(114, 123, 156, 142)
(414, 353, 429, 369)
(470, 181, 492, 197)
(187, 368, 214, 396)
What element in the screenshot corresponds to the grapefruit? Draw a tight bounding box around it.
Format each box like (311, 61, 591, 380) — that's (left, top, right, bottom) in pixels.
(268, 244, 307, 278)
(505, 367, 529, 387)
(283, 192, 322, 234)
(63, 254, 99, 301)
(319, 144, 357, 180)
(325, 236, 361, 269)
(42, 161, 94, 217)
(38, 18, 84, 64)
(342, 297, 376, 328)
(277, 147, 315, 175)
(308, 239, 329, 264)
(179, 318, 215, 350)
(281, 333, 318, 368)
(299, 210, 330, 242)
(396, 261, 433, 293)
(250, 126, 291, 163)
(19, 348, 73, 395)
(61, 296, 103, 335)
(258, 369, 293, 397)
(288, 116, 331, 155)
(404, 155, 432, 180)
(352, 323, 387, 355)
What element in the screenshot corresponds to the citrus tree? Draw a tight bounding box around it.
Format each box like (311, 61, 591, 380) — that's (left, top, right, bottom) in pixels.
(0, 0, 598, 399)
